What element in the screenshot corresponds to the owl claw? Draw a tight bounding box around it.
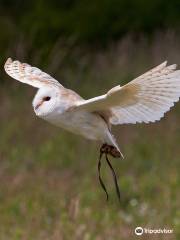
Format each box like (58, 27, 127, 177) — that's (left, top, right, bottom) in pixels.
(100, 143, 121, 158)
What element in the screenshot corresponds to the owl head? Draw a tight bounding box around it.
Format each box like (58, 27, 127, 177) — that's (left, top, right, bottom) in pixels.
(32, 87, 61, 117)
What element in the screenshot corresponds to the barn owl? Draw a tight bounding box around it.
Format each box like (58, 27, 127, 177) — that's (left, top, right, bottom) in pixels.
(4, 58, 180, 201)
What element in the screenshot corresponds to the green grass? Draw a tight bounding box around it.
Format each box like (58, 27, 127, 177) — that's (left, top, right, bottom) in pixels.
(0, 38, 180, 239)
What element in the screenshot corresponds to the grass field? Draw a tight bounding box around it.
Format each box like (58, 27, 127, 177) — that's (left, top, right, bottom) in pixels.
(0, 35, 180, 239)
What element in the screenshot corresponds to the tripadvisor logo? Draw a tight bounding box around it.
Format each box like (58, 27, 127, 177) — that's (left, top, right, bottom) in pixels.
(135, 227, 143, 235)
(135, 226, 173, 236)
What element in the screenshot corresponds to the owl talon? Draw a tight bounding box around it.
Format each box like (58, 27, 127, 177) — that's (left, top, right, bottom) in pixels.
(100, 144, 121, 158)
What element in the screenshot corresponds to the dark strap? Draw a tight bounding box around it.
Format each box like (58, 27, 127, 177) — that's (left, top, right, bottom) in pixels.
(98, 152, 109, 201)
(105, 154, 121, 202)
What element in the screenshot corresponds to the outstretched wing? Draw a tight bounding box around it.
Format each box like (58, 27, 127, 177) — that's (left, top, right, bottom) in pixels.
(4, 58, 63, 89)
(75, 62, 180, 124)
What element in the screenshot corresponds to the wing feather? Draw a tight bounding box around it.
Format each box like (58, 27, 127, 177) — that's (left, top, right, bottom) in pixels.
(4, 58, 63, 89)
(75, 62, 180, 124)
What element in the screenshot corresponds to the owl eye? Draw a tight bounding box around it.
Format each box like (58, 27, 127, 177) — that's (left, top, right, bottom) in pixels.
(43, 96, 51, 101)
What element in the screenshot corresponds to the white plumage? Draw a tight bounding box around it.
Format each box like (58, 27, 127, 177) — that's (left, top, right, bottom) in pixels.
(4, 59, 62, 88)
(76, 61, 180, 124)
(4, 58, 180, 156)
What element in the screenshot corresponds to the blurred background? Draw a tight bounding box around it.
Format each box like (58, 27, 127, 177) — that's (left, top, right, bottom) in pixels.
(0, 0, 180, 239)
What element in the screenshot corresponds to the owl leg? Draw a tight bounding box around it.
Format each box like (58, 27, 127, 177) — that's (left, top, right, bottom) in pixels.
(100, 143, 122, 158)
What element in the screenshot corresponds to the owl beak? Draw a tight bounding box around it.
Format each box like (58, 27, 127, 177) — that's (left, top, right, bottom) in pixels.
(35, 100, 43, 110)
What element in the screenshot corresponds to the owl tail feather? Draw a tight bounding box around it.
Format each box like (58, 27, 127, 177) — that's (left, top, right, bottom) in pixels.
(105, 130, 124, 159)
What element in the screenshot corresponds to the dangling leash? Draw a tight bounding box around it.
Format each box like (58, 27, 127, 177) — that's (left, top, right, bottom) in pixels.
(97, 144, 121, 202)
(105, 153, 121, 201)
(98, 151, 109, 201)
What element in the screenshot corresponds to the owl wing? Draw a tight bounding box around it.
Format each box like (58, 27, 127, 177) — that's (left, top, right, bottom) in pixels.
(75, 62, 180, 124)
(4, 58, 63, 89)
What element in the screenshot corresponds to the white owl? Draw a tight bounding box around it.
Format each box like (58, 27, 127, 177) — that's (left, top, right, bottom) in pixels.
(4, 58, 180, 201)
